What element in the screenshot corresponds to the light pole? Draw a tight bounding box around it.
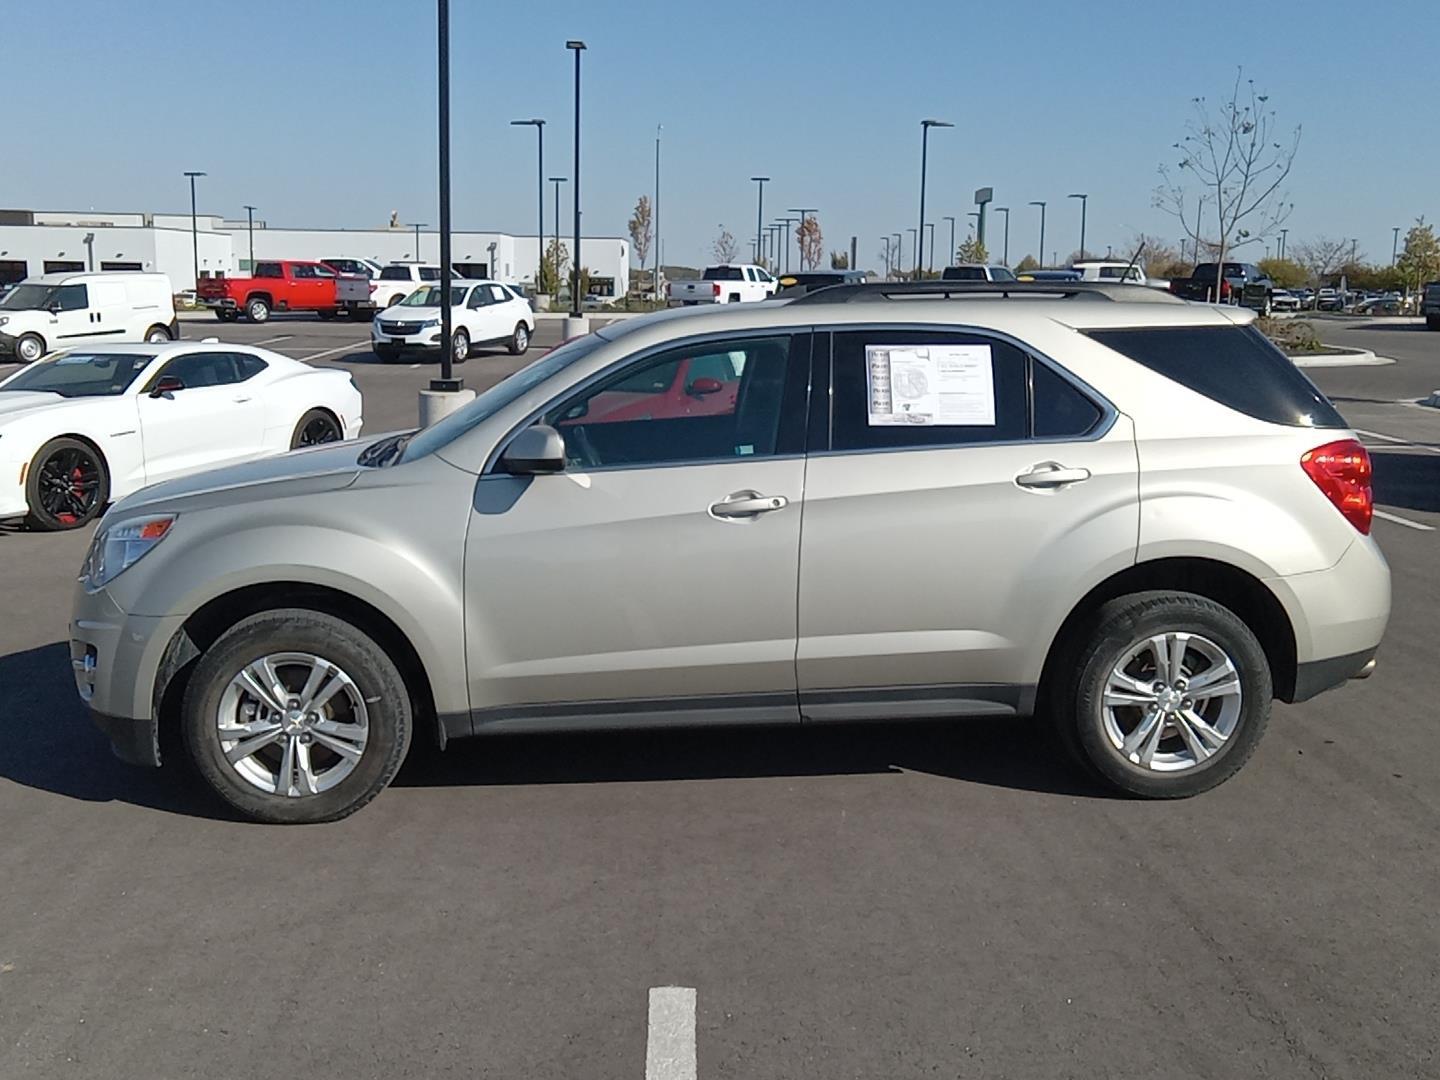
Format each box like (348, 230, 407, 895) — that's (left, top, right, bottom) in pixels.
(1392, 226, 1401, 266)
(788, 207, 817, 269)
(1029, 200, 1046, 267)
(917, 119, 953, 273)
(510, 119, 545, 291)
(751, 177, 769, 270)
(907, 227, 918, 276)
(1350, 238, 1359, 266)
(83, 232, 95, 271)
(408, 222, 426, 261)
(777, 216, 799, 272)
(942, 216, 956, 267)
(654, 125, 662, 300)
(548, 177, 566, 291)
(566, 40, 586, 319)
(183, 170, 205, 288)
(1279, 227, 1289, 261)
(434, 0, 456, 389)
(1068, 193, 1088, 260)
(882, 235, 892, 278)
(994, 206, 1010, 265)
(924, 223, 935, 273)
(242, 205, 257, 271)
(893, 232, 902, 277)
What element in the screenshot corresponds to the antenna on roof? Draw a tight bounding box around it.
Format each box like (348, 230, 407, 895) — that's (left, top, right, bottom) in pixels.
(1120, 239, 1146, 285)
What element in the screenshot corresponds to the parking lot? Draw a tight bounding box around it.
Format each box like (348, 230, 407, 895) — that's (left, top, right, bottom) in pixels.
(2, 314, 1438, 1078)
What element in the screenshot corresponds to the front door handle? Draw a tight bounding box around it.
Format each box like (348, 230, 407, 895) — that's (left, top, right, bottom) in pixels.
(233, 395, 252, 403)
(1015, 462, 1091, 489)
(709, 490, 789, 520)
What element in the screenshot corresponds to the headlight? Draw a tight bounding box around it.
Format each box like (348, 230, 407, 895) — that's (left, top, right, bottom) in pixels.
(81, 514, 177, 589)
(421, 318, 439, 329)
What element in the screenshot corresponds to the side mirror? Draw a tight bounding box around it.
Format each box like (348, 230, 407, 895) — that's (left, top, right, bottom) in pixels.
(501, 424, 566, 474)
(688, 376, 724, 397)
(149, 375, 184, 398)
(47, 302, 62, 314)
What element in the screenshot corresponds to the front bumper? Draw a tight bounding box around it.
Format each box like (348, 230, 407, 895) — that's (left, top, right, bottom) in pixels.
(0, 329, 20, 353)
(372, 328, 444, 350)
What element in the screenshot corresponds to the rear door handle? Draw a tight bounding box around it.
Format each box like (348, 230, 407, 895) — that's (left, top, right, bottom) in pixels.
(1015, 462, 1091, 489)
(233, 395, 252, 403)
(709, 490, 789, 519)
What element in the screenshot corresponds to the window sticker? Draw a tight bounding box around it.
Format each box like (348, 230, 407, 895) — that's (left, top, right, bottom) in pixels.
(865, 344, 996, 426)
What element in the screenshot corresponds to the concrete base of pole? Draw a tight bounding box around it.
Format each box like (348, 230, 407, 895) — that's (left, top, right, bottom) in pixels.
(418, 387, 476, 427)
(563, 315, 591, 341)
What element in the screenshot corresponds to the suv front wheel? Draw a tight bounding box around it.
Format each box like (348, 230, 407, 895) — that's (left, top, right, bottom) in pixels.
(1056, 591, 1272, 798)
(181, 609, 413, 824)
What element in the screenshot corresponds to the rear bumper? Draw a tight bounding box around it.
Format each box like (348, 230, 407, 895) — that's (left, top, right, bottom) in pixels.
(1290, 646, 1378, 703)
(202, 297, 238, 310)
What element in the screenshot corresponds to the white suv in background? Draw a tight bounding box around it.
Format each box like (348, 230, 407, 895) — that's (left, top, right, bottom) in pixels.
(371, 280, 534, 363)
(372, 263, 442, 308)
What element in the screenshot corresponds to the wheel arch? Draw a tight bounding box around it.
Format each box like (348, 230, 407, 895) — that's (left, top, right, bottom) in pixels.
(1037, 557, 1299, 707)
(29, 431, 111, 478)
(244, 290, 275, 308)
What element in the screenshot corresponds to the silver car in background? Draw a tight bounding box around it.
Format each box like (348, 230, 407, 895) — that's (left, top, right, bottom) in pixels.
(71, 282, 1389, 823)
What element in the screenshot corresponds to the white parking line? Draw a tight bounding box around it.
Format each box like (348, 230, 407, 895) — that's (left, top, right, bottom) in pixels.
(251, 334, 293, 346)
(646, 987, 697, 1080)
(1355, 428, 1440, 455)
(1374, 509, 1436, 532)
(295, 340, 371, 362)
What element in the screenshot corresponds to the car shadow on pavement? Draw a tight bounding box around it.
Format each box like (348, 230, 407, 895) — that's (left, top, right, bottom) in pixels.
(0, 641, 228, 819)
(1371, 450, 1440, 514)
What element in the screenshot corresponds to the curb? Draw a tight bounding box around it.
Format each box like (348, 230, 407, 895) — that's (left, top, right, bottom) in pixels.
(1291, 347, 1392, 368)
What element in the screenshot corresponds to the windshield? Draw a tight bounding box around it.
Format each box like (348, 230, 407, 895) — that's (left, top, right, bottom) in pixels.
(0, 284, 55, 310)
(400, 286, 467, 307)
(0, 351, 154, 397)
(399, 333, 608, 463)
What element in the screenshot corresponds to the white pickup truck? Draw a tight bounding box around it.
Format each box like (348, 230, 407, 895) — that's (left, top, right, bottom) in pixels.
(668, 264, 777, 305)
(1072, 260, 1165, 288)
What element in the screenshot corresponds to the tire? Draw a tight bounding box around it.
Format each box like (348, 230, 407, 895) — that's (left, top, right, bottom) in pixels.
(316, 308, 335, 320)
(1051, 591, 1272, 799)
(1261, 295, 1273, 317)
(1426, 316, 1440, 331)
(24, 436, 109, 531)
(15, 332, 46, 364)
(374, 344, 401, 363)
(145, 324, 173, 343)
(246, 297, 271, 323)
(508, 321, 530, 355)
(290, 408, 342, 449)
(451, 327, 469, 364)
(181, 609, 413, 824)
(214, 310, 234, 322)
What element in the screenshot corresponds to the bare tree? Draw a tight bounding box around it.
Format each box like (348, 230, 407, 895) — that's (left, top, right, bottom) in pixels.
(1126, 233, 1179, 275)
(829, 250, 850, 269)
(712, 227, 738, 264)
(1155, 68, 1300, 301)
(797, 216, 823, 270)
(627, 195, 652, 284)
(1292, 236, 1353, 283)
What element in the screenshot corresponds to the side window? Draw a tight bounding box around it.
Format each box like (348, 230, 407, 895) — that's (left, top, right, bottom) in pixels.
(1032, 361, 1102, 438)
(154, 352, 239, 390)
(829, 330, 1028, 451)
(990, 267, 1017, 282)
(488, 284, 507, 302)
(312, 263, 336, 278)
(419, 267, 440, 281)
(233, 353, 268, 381)
(291, 264, 316, 279)
(54, 284, 89, 311)
(466, 286, 488, 309)
(541, 335, 797, 470)
(254, 262, 284, 279)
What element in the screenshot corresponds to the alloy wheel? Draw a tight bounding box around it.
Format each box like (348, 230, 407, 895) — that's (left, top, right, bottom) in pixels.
(37, 446, 102, 525)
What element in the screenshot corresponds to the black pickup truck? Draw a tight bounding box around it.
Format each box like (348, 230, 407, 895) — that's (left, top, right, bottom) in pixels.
(1169, 262, 1277, 313)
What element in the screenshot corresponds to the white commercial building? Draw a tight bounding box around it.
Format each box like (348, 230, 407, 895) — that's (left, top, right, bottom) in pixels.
(0, 209, 629, 298)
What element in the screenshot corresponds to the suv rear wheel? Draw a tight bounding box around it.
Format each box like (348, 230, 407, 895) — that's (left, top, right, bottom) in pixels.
(1055, 591, 1272, 798)
(181, 609, 412, 824)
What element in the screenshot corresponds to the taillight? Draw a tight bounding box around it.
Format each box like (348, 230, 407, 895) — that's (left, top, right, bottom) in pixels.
(712, 282, 721, 296)
(1301, 439, 1373, 534)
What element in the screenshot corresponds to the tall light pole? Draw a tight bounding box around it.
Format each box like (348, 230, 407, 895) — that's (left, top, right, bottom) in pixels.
(1068, 192, 1088, 261)
(882, 235, 892, 278)
(510, 119, 545, 290)
(907, 227, 918, 276)
(434, 0, 456, 388)
(994, 206, 1011, 265)
(242, 204, 257, 271)
(548, 177, 567, 290)
(917, 119, 953, 273)
(777, 216, 799, 272)
(924, 222, 935, 273)
(788, 207, 817, 269)
(1029, 200, 1047, 267)
(1392, 226, 1401, 266)
(942, 216, 956, 267)
(408, 222, 427, 261)
(1350, 238, 1359, 266)
(751, 177, 769, 270)
(566, 40, 586, 318)
(654, 125, 662, 299)
(893, 232, 903, 277)
(1279, 227, 1289, 261)
(183, 170, 206, 288)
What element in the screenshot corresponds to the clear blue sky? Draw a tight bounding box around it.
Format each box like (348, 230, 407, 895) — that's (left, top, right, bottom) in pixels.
(6, 0, 1434, 269)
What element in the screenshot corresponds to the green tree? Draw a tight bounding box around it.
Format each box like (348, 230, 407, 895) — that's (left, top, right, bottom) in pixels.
(1015, 254, 1039, 272)
(1257, 257, 1306, 288)
(829, 250, 850, 269)
(627, 195, 652, 285)
(1396, 218, 1440, 294)
(955, 237, 988, 264)
(539, 238, 568, 295)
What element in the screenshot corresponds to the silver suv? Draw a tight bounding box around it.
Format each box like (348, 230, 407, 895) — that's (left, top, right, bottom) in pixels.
(71, 282, 1390, 824)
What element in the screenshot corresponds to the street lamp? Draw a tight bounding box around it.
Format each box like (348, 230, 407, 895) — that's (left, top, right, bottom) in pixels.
(942, 216, 956, 267)
(548, 177, 567, 293)
(917, 119, 953, 273)
(654, 125, 662, 300)
(242, 204, 257, 271)
(1392, 226, 1401, 266)
(1279, 227, 1289, 261)
(566, 40, 587, 319)
(882, 235, 892, 278)
(510, 119, 546, 291)
(1068, 192, 1088, 260)
(924, 222, 935, 273)
(433, 0, 457, 390)
(778, 215, 801, 272)
(906, 227, 918, 275)
(1029, 200, 1047, 267)
(407, 222, 427, 261)
(751, 177, 769, 271)
(788, 207, 817, 269)
(893, 232, 902, 277)
(994, 207, 1011, 266)
(183, 170, 206, 289)
(1350, 238, 1359, 266)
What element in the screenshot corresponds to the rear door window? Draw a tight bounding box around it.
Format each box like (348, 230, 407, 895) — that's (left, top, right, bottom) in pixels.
(1086, 325, 1345, 428)
(254, 262, 284, 279)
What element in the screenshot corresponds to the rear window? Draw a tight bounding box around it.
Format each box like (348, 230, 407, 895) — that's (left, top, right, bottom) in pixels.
(1086, 325, 1345, 428)
(702, 267, 744, 281)
(941, 266, 987, 281)
(379, 266, 412, 281)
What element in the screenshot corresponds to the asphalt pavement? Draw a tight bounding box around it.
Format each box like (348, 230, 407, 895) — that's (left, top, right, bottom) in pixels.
(1, 313, 1438, 1079)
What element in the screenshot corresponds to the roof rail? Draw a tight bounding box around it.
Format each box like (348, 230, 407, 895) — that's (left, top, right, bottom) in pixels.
(787, 280, 1183, 305)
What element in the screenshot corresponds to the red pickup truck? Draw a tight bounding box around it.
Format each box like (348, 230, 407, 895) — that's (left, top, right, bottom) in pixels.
(198, 260, 342, 323)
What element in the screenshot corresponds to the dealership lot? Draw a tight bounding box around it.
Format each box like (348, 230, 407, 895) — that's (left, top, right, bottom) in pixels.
(2, 316, 1438, 1078)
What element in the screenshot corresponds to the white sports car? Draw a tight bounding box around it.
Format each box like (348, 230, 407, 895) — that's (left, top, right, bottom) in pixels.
(0, 341, 363, 531)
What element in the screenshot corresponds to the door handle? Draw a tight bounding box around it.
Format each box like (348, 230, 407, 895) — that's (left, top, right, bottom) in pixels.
(233, 395, 252, 403)
(1015, 462, 1091, 489)
(709, 490, 789, 519)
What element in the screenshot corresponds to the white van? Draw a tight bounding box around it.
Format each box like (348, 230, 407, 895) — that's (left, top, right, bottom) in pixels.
(0, 272, 177, 364)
